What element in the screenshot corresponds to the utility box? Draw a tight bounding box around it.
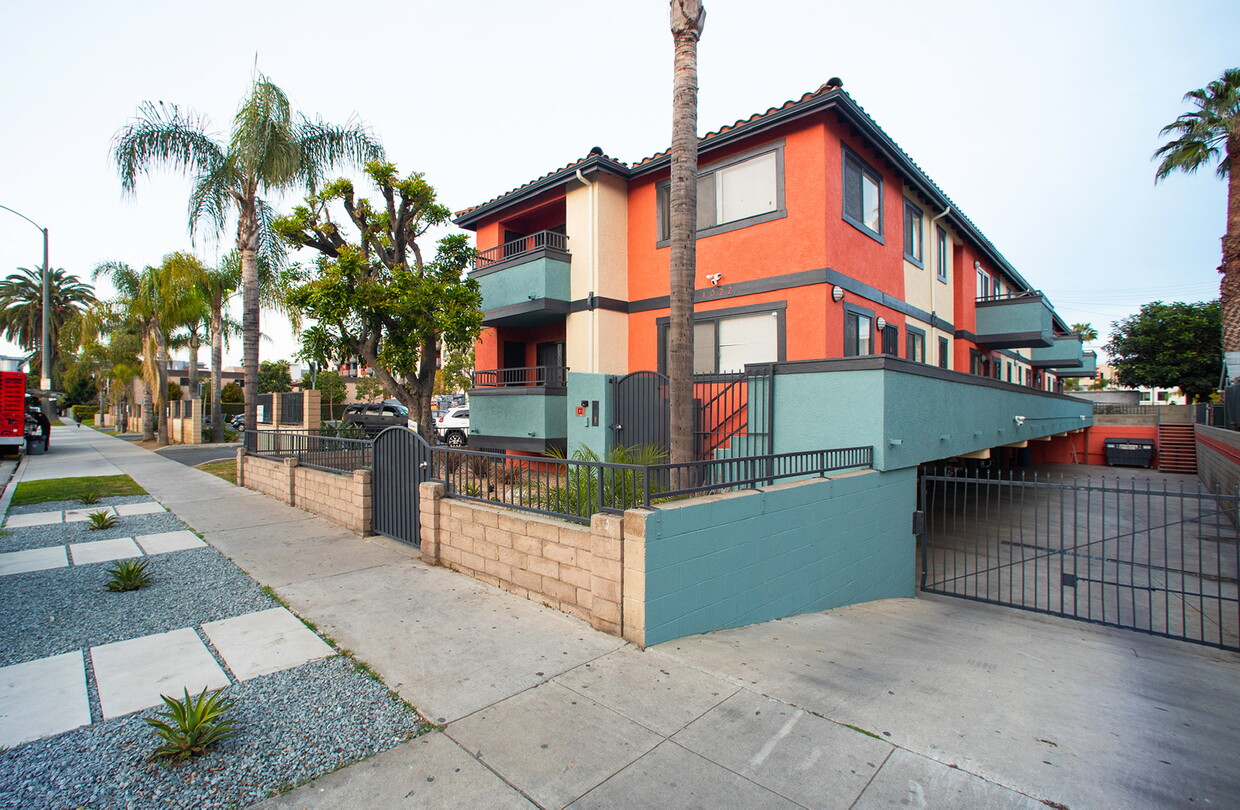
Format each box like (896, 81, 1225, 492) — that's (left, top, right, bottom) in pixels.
(1104, 437, 1154, 468)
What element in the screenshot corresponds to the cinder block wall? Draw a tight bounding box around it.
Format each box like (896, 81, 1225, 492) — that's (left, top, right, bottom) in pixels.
(238, 452, 371, 534)
(1197, 425, 1240, 500)
(419, 482, 625, 636)
(633, 469, 916, 647)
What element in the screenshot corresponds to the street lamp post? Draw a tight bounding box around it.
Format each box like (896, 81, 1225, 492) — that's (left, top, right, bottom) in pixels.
(0, 204, 52, 412)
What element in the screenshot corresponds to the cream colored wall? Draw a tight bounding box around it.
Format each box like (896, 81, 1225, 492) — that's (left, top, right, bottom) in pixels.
(901, 191, 955, 364)
(565, 172, 629, 374)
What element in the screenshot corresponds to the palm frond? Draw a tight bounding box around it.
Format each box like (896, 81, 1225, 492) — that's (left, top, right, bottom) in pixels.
(231, 77, 300, 190)
(187, 160, 236, 240)
(294, 117, 385, 191)
(1154, 68, 1240, 182)
(113, 101, 225, 194)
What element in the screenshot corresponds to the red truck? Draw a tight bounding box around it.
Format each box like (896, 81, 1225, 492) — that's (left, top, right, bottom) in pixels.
(0, 371, 28, 454)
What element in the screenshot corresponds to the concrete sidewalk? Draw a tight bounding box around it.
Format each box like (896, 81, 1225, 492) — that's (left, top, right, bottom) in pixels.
(22, 426, 1240, 808)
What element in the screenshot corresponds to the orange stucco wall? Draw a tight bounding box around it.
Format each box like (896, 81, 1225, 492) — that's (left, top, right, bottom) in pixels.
(1029, 426, 1160, 467)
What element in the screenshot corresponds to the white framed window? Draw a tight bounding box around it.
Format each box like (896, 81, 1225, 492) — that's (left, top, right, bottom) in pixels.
(976, 266, 991, 300)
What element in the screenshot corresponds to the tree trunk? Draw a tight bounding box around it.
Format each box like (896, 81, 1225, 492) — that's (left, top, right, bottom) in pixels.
(668, 0, 705, 468)
(211, 295, 224, 443)
(141, 378, 154, 441)
(1222, 139, 1240, 365)
(187, 329, 201, 399)
(155, 334, 169, 446)
(415, 339, 438, 443)
(239, 204, 261, 434)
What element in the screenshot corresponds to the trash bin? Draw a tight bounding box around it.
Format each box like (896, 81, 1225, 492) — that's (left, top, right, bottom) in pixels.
(1103, 437, 1153, 468)
(25, 436, 45, 455)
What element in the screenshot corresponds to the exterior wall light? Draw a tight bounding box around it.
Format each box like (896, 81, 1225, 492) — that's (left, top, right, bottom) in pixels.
(832, 285, 845, 303)
(1014, 415, 1027, 427)
(875, 316, 887, 331)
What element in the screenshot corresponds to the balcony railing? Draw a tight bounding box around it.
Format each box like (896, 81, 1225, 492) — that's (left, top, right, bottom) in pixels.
(473, 365, 568, 388)
(975, 289, 1044, 304)
(475, 230, 569, 269)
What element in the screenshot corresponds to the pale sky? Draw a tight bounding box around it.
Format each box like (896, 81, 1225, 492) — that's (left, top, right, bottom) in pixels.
(1, 0, 1235, 370)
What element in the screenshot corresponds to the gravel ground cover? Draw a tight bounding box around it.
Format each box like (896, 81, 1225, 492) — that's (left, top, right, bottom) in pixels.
(0, 656, 427, 809)
(0, 504, 189, 553)
(8, 494, 155, 515)
(0, 547, 276, 667)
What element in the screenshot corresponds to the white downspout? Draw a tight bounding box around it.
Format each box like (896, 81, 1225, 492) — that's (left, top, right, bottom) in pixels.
(929, 204, 952, 360)
(575, 168, 599, 372)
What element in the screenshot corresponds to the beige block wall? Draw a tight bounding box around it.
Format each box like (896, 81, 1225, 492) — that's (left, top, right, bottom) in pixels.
(419, 482, 632, 638)
(238, 452, 371, 534)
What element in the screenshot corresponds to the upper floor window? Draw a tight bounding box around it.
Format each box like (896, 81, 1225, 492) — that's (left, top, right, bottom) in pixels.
(976, 266, 992, 300)
(938, 336, 949, 369)
(843, 150, 883, 240)
(903, 201, 923, 266)
(658, 305, 784, 373)
(844, 309, 873, 356)
(936, 227, 948, 282)
(656, 144, 784, 242)
(906, 329, 925, 363)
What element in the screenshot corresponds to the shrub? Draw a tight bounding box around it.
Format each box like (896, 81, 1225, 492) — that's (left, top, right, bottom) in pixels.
(147, 688, 236, 762)
(540, 444, 666, 518)
(105, 559, 151, 591)
(78, 490, 101, 505)
(87, 511, 118, 531)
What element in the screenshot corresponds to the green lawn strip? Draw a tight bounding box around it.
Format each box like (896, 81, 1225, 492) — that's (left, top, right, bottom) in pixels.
(12, 474, 147, 506)
(48, 417, 64, 427)
(195, 459, 237, 485)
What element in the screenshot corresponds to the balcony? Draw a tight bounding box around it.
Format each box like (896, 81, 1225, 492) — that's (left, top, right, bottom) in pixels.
(471, 231, 571, 328)
(468, 365, 569, 453)
(1055, 350, 1097, 378)
(1030, 335, 1085, 369)
(974, 292, 1054, 349)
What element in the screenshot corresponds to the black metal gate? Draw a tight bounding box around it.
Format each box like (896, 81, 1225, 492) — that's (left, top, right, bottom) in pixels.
(920, 471, 1240, 651)
(611, 371, 669, 452)
(373, 427, 434, 546)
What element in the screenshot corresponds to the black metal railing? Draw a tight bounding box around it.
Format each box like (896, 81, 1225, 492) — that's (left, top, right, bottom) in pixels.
(432, 444, 873, 525)
(280, 392, 304, 425)
(1093, 404, 1164, 416)
(975, 290, 1043, 303)
(920, 470, 1240, 652)
(256, 393, 273, 424)
(474, 230, 569, 268)
(244, 430, 372, 474)
(472, 366, 569, 388)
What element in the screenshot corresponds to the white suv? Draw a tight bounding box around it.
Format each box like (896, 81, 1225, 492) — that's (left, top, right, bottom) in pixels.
(436, 406, 469, 446)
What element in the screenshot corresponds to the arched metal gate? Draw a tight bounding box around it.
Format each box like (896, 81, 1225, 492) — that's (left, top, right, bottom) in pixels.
(373, 426, 433, 546)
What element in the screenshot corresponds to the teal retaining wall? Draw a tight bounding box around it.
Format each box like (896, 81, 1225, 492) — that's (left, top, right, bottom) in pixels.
(641, 468, 916, 646)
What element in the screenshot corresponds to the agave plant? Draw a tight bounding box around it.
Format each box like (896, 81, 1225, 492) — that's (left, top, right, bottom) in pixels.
(146, 687, 236, 762)
(78, 490, 101, 505)
(87, 510, 118, 531)
(104, 559, 151, 592)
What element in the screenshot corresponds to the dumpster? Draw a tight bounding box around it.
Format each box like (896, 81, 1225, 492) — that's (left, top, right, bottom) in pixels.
(1103, 437, 1154, 468)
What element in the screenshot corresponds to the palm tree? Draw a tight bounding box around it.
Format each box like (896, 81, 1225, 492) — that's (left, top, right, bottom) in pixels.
(1071, 323, 1098, 343)
(0, 266, 96, 381)
(668, 0, 706, 467)
(1154, 68, 1240, 361)
(112, 76, 382, 430)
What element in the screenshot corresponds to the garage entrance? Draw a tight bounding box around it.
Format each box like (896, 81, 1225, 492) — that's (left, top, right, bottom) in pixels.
(919, 467, 1240, 651)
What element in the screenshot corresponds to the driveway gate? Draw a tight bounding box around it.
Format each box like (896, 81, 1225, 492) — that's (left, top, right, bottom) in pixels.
(373, 427, 434, 546)
(919, 472, 1240, 651)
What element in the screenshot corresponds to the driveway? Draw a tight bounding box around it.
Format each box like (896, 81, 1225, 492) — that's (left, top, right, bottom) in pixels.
(154, 443, 240, 468)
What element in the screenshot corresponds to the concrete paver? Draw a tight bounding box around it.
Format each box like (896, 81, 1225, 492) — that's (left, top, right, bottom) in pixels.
(91, 628, 230, 719)
(851, 748, 1044, 809)
(64, 506, 117, 522)
(569, 740, 798, 810)
(555, 646, 738, 736)
(113, 502, 166, 517)
(257, 732, 536, 810)
(202, 607, 334, 681)
(448, 682, 662, 810)
(4, 510, 61, 528)
(671, 689, 892, 808)
(0, 652, 90, 748)
(68, 537, 143, 566)
(0, 545, 67, 576)
(134, 529, 205, 554)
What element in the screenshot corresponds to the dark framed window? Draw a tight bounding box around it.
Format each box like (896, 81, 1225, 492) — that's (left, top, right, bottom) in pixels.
(903, 200, 924, 266)
(843, 305, 874, 357)
(843, 149, 883, 242)
(937, 337, 949, 369)
(970, 349, 987, 377)
(936, 227, 948, 282)
(657, 303, 785, 373)
(906, 327, 926, 363)
(657, 142, 785, 243)
(881, 324, 899, 355)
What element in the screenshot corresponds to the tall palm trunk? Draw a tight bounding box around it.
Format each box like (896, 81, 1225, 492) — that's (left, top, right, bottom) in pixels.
(154, 332, 169, 446)
(239, 215, 260, 434)
(141, 378, 155, 441)
(668, 0, 705, 467)
(211, 293, 224, 443)
(1223, 139, 1240, 359)
(187, 329, 201, 399)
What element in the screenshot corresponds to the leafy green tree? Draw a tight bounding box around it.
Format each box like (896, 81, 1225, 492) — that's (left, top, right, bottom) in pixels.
(0, 266, 96, 383)
(1154, 69, 1240, 358)
(221, 381, 244, 403)
(435, 346, 474, 395)
(274, 162, 482, 441)
(167, 381, 183, 401)
(112, 75, 382, 431)
(302, 369, 346, 418)
(1103, 300, 1222, 402)
(353, 375, 386, 402)
(258, 359, 293, 393)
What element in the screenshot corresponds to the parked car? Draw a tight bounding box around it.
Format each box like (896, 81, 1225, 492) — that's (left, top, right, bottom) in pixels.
(436, 406, 469, 446)
(342, 402, 416, 434)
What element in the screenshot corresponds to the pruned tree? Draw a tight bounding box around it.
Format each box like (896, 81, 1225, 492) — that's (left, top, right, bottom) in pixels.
(274, 161, 482, 440)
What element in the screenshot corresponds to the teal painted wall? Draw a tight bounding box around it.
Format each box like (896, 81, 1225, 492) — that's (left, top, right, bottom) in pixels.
(1032, 336, 1085, 367)
(567, 372, 613, 456)
(975, 297, 1052, 338)
(477, 256, 571, 311)
(471, 391, 567, 441)
(772, 365, 1092, 471)
(642, 468, 916, 646)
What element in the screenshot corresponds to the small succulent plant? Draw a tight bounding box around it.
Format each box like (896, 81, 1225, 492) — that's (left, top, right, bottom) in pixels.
(87, 511, 118, 531)
(78, 490, 101, 505)
(104, 559, 151, 592)
(147, 687, 236, 762)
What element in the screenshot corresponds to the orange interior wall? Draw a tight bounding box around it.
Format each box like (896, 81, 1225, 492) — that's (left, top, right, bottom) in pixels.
(1029, 426, 1160, 467)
